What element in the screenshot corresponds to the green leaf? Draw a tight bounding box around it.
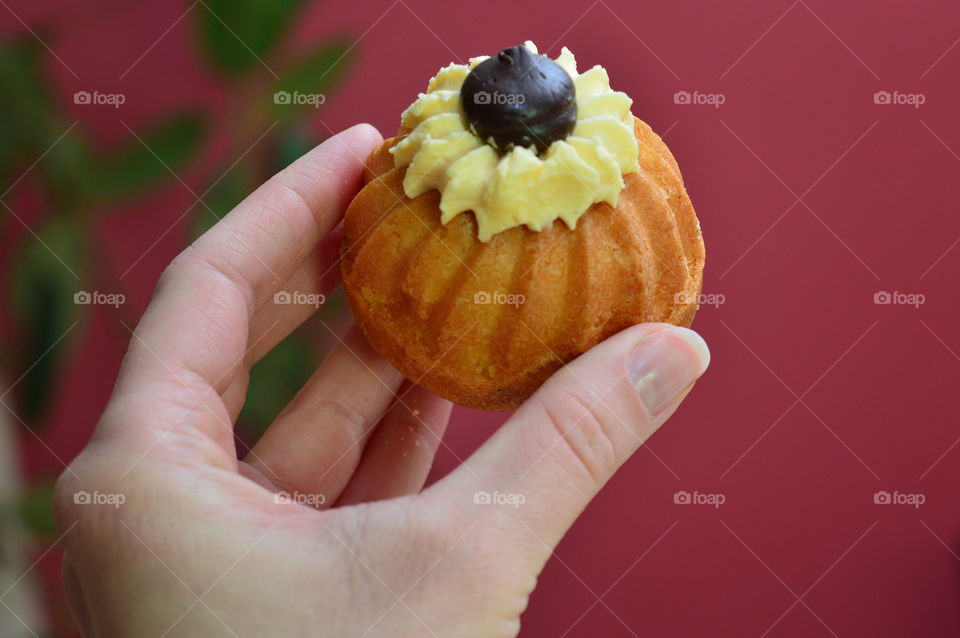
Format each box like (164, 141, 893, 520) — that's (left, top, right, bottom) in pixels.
(0, 40, 54, 172)
(272, 123, 322, 171)
(270, 40, 353, 121)
(17, 481, 56, 540)
(0, 40, 97, 210)
(37, 132, 97, 208)
(197, 0, 303, 75)
(11, 219, 86, 423)
(89, 113, 206, 203)
(239, 331, 315, 439)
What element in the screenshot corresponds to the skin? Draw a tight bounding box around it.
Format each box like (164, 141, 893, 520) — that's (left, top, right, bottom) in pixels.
(53, 124, 709, 638)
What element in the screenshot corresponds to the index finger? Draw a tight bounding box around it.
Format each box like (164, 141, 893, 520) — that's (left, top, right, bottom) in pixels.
(126, 124, 382, 393)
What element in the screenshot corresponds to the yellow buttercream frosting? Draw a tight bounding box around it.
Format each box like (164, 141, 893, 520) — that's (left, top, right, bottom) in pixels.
(390, 42, 639, 242)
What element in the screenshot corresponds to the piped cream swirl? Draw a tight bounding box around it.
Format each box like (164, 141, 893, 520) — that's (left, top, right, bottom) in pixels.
(390, 42, 638, 242)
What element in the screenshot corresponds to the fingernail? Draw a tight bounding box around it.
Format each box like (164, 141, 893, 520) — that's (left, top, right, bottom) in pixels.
(628, 327, 710, 415)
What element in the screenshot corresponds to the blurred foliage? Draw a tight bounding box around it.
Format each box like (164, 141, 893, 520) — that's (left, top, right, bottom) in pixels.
(16, 481, 57, 541)
(0, 41, 50, 177)
(270, 40, 352, 119)
(11, 219, 85, 421)
(3, 3, 356, 446)
(198, 0, 303, 75)
(240, 333, 314, 437)
(1, 39, 205, 425)
(88, 114, 205, 202)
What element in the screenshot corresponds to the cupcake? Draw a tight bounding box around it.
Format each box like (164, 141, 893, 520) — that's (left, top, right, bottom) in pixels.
(342, 42, 704, 411)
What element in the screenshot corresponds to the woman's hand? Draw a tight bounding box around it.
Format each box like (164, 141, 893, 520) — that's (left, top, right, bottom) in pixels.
(54, 124, 710, 638)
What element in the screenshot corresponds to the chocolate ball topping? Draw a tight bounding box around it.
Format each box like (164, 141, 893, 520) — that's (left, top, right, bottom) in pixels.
(460, 45, 577, 155)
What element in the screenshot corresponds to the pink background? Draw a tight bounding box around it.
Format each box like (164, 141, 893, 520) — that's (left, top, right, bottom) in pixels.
(5, 0, 960, 635)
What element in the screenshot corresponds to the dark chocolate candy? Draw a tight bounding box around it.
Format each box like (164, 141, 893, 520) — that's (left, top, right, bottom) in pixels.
(461, 45, 577, 155)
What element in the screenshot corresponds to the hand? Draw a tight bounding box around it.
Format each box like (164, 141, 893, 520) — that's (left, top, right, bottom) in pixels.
(54, 124, 710, 638)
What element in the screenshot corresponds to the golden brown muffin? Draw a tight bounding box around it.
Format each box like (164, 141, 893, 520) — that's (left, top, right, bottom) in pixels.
(341, 112, 703, 411)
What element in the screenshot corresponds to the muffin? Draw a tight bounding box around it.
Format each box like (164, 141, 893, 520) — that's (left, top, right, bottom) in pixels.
(342, 42, 704, 411)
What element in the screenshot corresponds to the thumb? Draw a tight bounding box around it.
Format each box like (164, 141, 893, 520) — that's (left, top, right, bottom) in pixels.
(427, 323, 709, 556)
